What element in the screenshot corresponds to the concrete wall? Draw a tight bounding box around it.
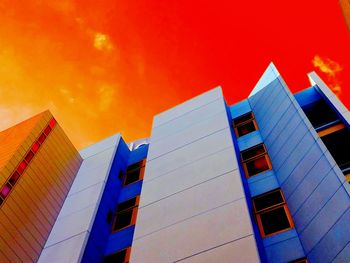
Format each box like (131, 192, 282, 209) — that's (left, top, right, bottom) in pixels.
(249, 72, 350, 262)
(130, 87, 260, 262)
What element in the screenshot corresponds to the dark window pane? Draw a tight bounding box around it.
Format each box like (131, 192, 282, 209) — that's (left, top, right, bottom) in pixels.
(117, 197, 137, 212)
(25, 151, 34, 163)
(321, 128, 350, 170)
(302, 100, 339, 128)
(254, 190, 284, 212)
(246, 156, 270, 176)
(9, 171, 21, 186)
(127, 161, 143, 172)
(124, 169, 141, 185)
(260, 206, 291, 235)
(113, 210, 133, 231)
(0, 183, 12, 199)
(233, 112, 253, 126)
(44, 125, 52, 136)
(103, 249, 127, 263)
(237, 121, 256, 137)
(38, 133, 46, 144)
(241, 144, 266, 161)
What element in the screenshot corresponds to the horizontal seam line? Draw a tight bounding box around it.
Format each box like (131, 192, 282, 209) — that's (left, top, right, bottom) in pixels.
(153, 97, 222, 128)
(147, 127, 229, 162)
(143, 146, 234, 183)
(140, 169, 236, 209)
(44, 230, 90, 250)
(173, 234, 253, 262)
(151, 109, 227, 143)
(134, 198, 245, 241)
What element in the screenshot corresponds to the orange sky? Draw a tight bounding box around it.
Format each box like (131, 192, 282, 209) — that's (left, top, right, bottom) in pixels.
(0, 1, 349, 149)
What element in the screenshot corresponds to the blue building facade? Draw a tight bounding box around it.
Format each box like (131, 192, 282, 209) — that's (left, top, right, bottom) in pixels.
(37, 63, 350, 263)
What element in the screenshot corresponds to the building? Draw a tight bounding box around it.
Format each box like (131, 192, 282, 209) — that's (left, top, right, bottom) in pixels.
(0, 111, 82, 262)
(340, 0, 350, 33)
(1, 63, 349, 262)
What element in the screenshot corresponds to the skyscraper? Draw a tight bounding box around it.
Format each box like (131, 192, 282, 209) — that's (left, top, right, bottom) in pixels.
(0, 111, 82, 262)
(1, 63, 349, 262)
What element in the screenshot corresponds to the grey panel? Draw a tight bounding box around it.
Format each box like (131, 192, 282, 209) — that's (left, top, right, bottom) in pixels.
(135, 170, 244, 239)
(177, 235, 259, 263)
(140, 147, 238, 206)
(132, 87, 259, 262)
(148, 111, 229, 160)
(153, 87, 222, 127)
(131, 200, 254, 263)
(144, 128, 234, 182)
(38, 232, 87, 263)
(151, 99, 226, 142)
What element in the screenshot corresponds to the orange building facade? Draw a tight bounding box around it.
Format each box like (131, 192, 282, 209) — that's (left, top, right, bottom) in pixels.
(0, 111, 82, 262)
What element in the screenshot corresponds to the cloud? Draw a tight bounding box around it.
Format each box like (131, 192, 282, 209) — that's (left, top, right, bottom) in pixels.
(312, 55, 343, 96)
(93, 33, 113, 52)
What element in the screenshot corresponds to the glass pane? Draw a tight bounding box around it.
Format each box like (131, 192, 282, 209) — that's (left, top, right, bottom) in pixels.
(113, 210, 133, 231)
(103, 249, 127, 263)
(241, 144, 266, 161)
(260, 206, 291, 236)
(237, 121, 256, 137)
(254, 190, 284, 212)
(117, 197, 137, 212)
(246, 155, 270, 176)
(233, 112, 253, 126)
(124, 169, 141, 185)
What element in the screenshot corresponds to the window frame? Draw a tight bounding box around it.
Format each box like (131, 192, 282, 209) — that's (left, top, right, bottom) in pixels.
(123, 160, 146, 186)
(241, 144, 272, 177)
(233, 112, 258, 138)
(112, 196, 140, 233)
(103, 247, 131, 263)
(253, 189, 294, 238)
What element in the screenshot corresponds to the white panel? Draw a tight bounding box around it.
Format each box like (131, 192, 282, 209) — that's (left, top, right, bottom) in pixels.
(80, 134, 120, 158)
(38, 232, 87, 263)
(148, 112, 229, 160)
(132, 87, 259, 262)
(151, 99, 226, 142)
(135, 171, 244, 239)
(58, 182, 105, 218)
(153, 87, 222, 127)
(44, 205, 95, 248)
(68, 148, 114, 195)
(140, 147, 238, 206)
(179, 236, 260, 263)
(131, 200, 254, 263)
(144, 128, 234, 181)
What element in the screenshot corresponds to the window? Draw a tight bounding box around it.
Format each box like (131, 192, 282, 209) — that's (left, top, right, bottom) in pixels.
(112, 196, 139, 232)
(0, 117, 56, 207)
(123, 160, 146, 186)
(103, 247, 131, 263)
(241, 144, 272, 177)
(289, 258, 308, 263)
(233, 112, 258, 137)
(253, 189, 293, 237)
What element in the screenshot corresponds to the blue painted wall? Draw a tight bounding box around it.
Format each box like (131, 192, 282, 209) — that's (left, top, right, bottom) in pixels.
(103, 144, 149, 257)
(230, 95, 304, 263)
(249, 76, 350, 262)
(227, 102, 267, 263)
